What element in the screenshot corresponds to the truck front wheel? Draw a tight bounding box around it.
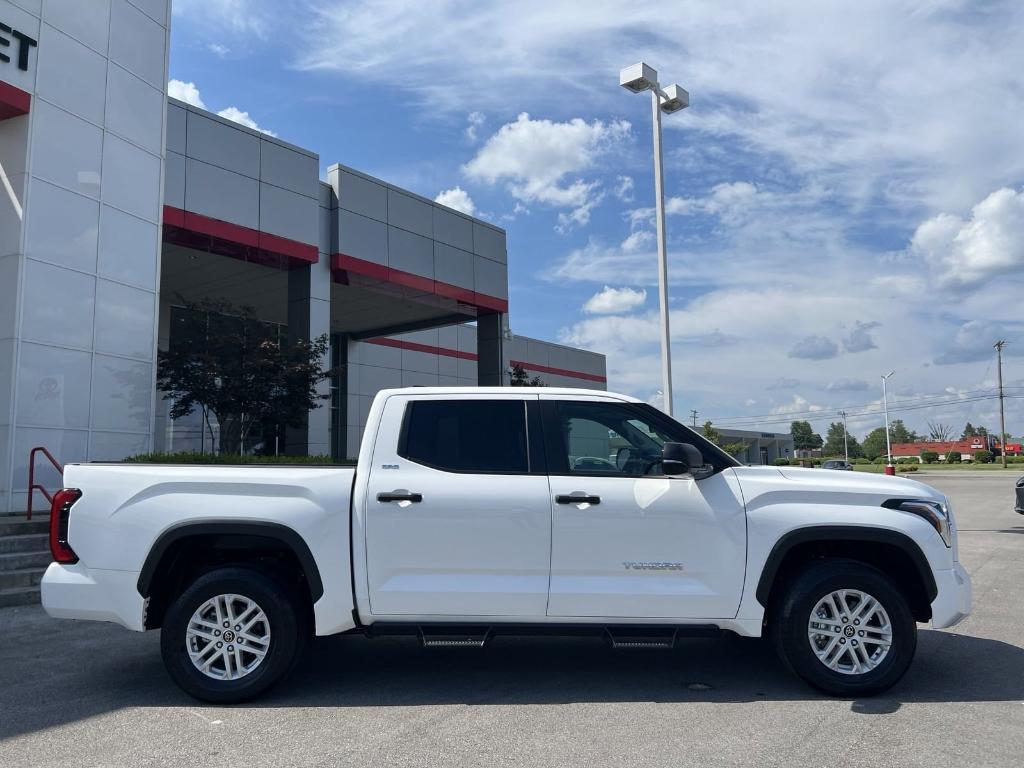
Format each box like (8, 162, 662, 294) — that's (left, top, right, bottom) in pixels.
(160, 567, 306, 703)
(771, 559, 917, 697)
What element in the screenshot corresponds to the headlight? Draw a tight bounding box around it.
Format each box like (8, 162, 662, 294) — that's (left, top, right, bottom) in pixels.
(883, 498, 952, 547)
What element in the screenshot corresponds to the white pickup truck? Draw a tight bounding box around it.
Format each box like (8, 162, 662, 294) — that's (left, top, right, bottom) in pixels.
(41, 387, 971, 702)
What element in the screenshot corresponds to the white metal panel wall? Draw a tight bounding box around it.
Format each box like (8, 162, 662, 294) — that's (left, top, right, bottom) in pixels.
(0, 0, 171, 513)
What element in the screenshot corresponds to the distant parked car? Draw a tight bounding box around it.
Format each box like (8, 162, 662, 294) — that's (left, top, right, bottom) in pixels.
(822, 459, 853, 471)
(1015, 476, 1024, 514)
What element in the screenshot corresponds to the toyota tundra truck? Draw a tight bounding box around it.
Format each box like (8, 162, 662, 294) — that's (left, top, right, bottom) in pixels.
(41, 387, 972, 702)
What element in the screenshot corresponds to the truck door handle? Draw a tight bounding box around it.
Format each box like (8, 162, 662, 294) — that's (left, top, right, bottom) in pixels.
(377, 491, 423, 503)
(556, 494, 601, 505)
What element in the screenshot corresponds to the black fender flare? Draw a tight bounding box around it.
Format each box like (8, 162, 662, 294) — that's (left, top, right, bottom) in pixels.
(754, 525, 938, 607)
(136, 521, 324, 602)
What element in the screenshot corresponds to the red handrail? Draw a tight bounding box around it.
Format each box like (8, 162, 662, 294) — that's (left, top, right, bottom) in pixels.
(27, 446, 63, 521)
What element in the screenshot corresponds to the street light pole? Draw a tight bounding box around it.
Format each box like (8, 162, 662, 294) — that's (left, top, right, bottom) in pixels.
(650, 86, 673, 416)
(881, 371, 895, 475)
(620, 63, 688, 418)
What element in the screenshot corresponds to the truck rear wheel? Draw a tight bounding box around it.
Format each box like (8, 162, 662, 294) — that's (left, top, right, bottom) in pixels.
(771, 559, 917, 697)
(160, 567, 306, 703)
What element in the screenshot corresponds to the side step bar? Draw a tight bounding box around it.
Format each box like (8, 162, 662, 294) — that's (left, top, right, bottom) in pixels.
(605, 627, 678, 649)
(363, 623, 722, 647)
(419, 625, 492, 648)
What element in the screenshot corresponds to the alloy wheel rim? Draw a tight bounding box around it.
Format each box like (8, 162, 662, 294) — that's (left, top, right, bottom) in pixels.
(186, 594, 271, 681)
(807, 589, 892, 675)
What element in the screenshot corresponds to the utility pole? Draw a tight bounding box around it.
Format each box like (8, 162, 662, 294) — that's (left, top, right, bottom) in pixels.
(691, 409, 698, 428)
(995, 340, 1008, 469)
(838, 410, 849, 463)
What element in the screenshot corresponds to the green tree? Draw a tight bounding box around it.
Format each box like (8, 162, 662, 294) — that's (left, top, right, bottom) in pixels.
(791, 420, 823, 451)
(961, 422, 977, 439)
(823, 421, 862, 458)
(157, 299, 332, 455)
(889, 419, 918, 444)
(509, 363, 545, 386)
(702, 421, 746, 458)
(862, 427, 890, 460)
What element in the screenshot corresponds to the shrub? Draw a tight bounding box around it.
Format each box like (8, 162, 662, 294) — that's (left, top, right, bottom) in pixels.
(920, 451, 939, 464)
(974, 450, 994, 464)
(945, 451, 961, 464)
(773, 458, 790, 466)
(853, 458, 871, 465)
(897, 464, 919, 473)
(872, 456, 889, 464)
(123, 451, 353, 465)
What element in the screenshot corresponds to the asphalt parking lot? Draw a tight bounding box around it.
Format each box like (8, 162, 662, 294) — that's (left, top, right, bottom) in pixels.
(1, 472, 1022, 768)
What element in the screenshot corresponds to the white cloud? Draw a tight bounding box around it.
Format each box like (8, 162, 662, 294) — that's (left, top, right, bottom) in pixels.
(434, 186, 476, 216)
(168, 79, 206, 109)
(463, 112, 629, 228)
(583, 286, 647, 315)
(294, 1, 1024, 214)
(789, 335, 839, 360)
(614, 175, 635, 202)
(911, 187, 1024, 288)
(172, 0, 270, 38)
(216, 106, 276, 136)
(208, 43, 231, 57)
(826, 378, 870, 392)
(842, 321, 879, 353)
(621, 229, 654, 253)
(466, 111, 486, 142)
(168, 80, 275, 135)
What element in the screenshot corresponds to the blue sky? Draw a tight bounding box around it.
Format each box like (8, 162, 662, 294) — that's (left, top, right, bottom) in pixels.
(167, 0, 1024, 441)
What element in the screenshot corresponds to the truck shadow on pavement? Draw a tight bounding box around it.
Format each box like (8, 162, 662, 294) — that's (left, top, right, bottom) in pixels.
(1, 615, 1022, 741)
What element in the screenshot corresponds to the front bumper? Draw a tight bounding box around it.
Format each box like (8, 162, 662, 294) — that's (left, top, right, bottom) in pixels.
(930, 562, 972, 629)
(41, 562, 146, 631)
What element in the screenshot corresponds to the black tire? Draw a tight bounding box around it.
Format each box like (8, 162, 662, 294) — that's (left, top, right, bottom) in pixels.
(770, 559, 917, 697)
(160, 566, 307, 703)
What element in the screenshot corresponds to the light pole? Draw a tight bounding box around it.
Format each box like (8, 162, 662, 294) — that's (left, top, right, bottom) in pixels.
(838, 410, 849, 463)
(620, 62, 688, 417)
(881, 371, 895, 475)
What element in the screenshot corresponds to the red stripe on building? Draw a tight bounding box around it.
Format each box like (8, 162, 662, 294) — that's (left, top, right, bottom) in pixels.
(366, 337, 477, 361)
(332, 253, 509, 315)
(0, 80, 31, 120)
(162, 206, 318, 265)
(363, 339, 605, 383)
(509, 359, 607, 383)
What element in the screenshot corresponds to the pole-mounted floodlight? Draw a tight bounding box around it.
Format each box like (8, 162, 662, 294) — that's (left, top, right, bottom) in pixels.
(660, 84, 689, 114)
(619, 62, 659, 93)
(619, 61, 689, 417)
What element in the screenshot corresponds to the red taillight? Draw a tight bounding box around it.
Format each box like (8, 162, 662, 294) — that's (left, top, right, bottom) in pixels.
(49, 488, 82, 564)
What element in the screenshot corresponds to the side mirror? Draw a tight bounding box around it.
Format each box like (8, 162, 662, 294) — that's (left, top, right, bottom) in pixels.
(662, 442, 703, 475)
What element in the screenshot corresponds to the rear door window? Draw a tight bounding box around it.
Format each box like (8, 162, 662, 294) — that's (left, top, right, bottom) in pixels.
(399, 400, 530, 473)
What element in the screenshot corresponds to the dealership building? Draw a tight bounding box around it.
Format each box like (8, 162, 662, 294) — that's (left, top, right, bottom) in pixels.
(0, 0, 607, 514)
